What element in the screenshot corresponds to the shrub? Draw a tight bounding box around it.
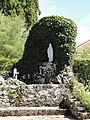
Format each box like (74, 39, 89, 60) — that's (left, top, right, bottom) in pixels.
(0, 12, 28, 59)
(11, 16, 77, 83)
(72, 58, 90, 86)
(81, 48, 90, 58)
(0, 57, 17, 78)
(73, 80, 90, 111)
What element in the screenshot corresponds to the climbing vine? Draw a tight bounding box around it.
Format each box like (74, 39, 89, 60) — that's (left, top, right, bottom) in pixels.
(10, 16, 77, 83)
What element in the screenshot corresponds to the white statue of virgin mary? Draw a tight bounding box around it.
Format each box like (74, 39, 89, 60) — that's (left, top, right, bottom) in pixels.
(47, 43, 53, 62)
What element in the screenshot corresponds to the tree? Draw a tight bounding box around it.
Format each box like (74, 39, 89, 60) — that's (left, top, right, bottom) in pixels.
(0, 12, 28, 59)
(0, 0, 40, 29)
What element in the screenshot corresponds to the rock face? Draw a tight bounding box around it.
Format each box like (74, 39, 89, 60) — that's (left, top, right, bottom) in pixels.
(0, 77, 71, 107)
(32, 63, 74, 84)
(17, 62, 74, 84)
(33, 62, 57, 84)
(56, 66, 74, 84)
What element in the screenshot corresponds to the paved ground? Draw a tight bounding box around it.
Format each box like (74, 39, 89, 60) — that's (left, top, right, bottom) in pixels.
(0, 115, 76, 120)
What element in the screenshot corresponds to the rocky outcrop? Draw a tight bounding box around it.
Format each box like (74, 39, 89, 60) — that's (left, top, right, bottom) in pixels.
(33, 62, 57, 84)
(32, 63, 74, 84)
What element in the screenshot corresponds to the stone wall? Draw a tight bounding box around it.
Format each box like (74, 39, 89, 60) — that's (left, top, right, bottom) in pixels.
(0, 77, 70, 107)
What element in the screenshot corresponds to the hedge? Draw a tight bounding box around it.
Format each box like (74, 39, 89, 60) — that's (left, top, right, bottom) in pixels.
(73, 80, 90, 111)
(0, 57, 18, 78)
(72, 58, 90, 86)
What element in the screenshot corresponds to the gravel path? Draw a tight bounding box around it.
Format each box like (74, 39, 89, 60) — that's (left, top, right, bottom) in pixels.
(0, 115, 76, 120)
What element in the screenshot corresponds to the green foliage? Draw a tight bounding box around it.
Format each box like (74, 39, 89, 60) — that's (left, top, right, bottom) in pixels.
(72, 58, 90, 86)
(0, 57, 17, 78)
(0, 12, 28, 59)
(24, 0, 41, 28)
(81, 48, 90, 58)
(11, 16, 77, 83)
(73, 80, 90, 111)
(24, 16, 77, 71)
(0, 0, 40, 28)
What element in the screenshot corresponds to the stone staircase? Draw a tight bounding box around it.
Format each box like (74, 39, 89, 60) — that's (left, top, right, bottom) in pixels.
(0, 107, 76, 120)
(0, 77, 76, 119)
(0, 107, 66, 116)
(0, 115, 76, 120)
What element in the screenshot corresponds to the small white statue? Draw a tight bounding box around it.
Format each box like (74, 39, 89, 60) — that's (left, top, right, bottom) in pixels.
(13, 68, 19, 79)
(47, 43, 53, 62)
(39, 66, 42, 75)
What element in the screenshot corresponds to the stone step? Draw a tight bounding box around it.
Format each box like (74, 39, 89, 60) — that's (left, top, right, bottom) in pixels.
(0, 115, 76, 120)
(0, 107, 67, 116)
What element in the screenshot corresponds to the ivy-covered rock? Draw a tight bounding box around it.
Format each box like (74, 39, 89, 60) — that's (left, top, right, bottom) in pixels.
(10, 16, 77, 83)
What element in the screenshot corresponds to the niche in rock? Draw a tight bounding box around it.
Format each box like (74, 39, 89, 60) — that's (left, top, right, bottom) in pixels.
(47, 43, 53, 62)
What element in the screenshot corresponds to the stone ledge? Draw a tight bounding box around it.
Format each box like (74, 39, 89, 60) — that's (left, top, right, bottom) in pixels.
(0, 115, 76, 120)
(0, 107, 67, 116)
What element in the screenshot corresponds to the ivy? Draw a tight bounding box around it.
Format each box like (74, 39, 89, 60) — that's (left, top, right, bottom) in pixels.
(10, 16, 77, 83)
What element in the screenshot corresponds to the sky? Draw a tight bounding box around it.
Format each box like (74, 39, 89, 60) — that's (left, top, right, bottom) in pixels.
(39, 0, 90, 46)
